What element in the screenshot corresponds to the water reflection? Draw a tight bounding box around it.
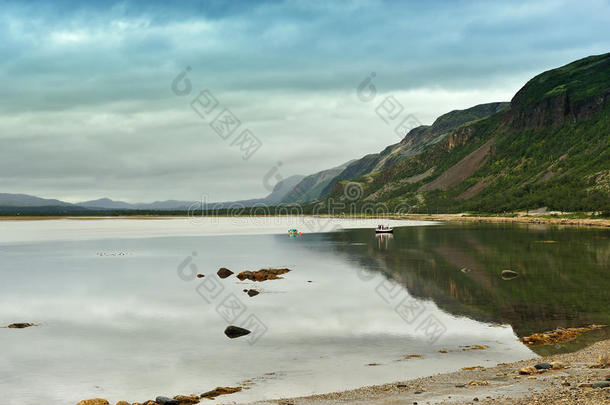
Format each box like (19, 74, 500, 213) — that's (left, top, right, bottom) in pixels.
(325, 223, 610, 355)
(1, 220, 608, 404)
(375, 233, 393, 250)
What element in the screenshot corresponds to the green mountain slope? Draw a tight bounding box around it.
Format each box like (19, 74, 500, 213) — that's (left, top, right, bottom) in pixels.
(319, 102, 509, 197)
(320, 53, 610, 213)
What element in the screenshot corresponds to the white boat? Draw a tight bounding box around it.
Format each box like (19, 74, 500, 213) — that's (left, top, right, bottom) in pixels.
(375, 224, 393, 233)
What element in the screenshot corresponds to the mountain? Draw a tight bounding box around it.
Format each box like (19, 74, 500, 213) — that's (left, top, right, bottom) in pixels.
(281, 161, 354, 204)
(0, 175, 306, 213)
(3, 54, 608, 215)
(315, 53, 610, 213)
(318, 102, 509, 198)
(263, 174, 306, 204)
(0, 193, 74, 207)
(78, 198, 136, 210)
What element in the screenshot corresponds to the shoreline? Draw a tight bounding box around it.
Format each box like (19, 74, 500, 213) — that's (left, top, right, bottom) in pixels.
(397, 213, 610, 228)
(246, 339, 610, 405)
(0, 213, 608, 228)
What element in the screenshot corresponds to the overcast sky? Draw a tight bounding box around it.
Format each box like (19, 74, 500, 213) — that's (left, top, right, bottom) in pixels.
(1, 0, 609, 203)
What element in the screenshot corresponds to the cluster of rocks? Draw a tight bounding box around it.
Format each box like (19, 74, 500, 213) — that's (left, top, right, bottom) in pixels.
(76, 267, 295, 404)
(76, 387, 243, 405)
(518, 361, 565, 374)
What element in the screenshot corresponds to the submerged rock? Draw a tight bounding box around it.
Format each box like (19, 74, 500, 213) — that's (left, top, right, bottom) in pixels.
(520, 324, 607, 346)
(196, 274, 204, 278)
(246, 289, 260, 297)
(224, 325, 251, 339)
(237, 268, 291, 281)
(217, 268, 234, 279)
(501, 269, 519, 280)
(200, 386, 242, 399)
(76, 399, 109, 405)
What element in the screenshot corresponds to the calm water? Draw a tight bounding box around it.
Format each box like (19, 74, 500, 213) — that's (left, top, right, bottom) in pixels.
(0, 218, 608, 404)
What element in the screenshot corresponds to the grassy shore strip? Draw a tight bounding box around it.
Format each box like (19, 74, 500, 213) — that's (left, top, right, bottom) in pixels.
(0, 213, 609, 228)
(395, 213, 610, 228)
(248, 339, 610, 405)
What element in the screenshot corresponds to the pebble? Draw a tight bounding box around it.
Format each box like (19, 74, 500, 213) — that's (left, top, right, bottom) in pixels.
(535, 362, 552, 370)
(519, 366, 538, 375)
(155, 396, 178, 405)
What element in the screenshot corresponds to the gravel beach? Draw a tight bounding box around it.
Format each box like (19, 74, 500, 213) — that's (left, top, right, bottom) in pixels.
(245, 339, 610, 405)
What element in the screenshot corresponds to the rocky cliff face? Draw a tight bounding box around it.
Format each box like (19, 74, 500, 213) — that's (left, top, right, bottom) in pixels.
(507, 53, 610, 130)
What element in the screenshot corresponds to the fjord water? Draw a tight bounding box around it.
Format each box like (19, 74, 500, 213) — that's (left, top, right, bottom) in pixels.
(0, 218, 608, 404)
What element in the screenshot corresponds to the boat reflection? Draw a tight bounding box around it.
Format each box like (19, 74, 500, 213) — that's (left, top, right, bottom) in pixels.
(375, 232, 393, 250)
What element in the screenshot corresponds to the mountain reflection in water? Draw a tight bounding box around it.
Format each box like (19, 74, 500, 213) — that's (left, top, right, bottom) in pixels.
(325, 223, 610, 355)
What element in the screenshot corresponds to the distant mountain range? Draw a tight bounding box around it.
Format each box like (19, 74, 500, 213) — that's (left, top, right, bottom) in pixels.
(0, 175, 305, 212)
(2, 53, 609, 214)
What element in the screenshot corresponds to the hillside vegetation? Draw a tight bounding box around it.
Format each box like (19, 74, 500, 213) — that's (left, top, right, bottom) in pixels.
(315, 53, 610, 214)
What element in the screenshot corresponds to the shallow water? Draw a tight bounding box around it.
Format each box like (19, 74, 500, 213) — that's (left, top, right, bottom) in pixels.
(0, 218, 608, 404)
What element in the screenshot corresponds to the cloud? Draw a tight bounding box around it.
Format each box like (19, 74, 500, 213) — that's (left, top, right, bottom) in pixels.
(0, 0, 609, 201)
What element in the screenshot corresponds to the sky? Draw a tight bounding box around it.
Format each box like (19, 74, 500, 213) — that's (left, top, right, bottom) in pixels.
(1, 0, 609, 203)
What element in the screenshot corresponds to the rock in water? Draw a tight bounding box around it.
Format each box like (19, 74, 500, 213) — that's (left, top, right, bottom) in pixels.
(155, 396, 179, 405)
(76, 400, 109, 405)
(236, 268, 291, 281)
(501, 270, 519, 280)
(6, 323, 36, 328)
(217, 268, 234, 279)
(200, 386, 242, 399)
(534, 362, 552, 370)
(247, 289, 260, 297)
(224, 325, 251, 339)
